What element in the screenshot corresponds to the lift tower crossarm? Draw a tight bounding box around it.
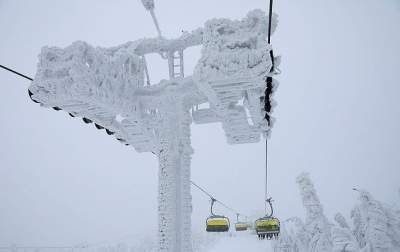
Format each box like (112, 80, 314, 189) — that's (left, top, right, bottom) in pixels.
(131, 28, 204, 56)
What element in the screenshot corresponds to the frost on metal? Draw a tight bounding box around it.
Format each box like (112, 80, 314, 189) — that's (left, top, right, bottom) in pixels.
(194, 9, 279, 143)
(29, 41, 158, 153)
(28, 9, 278, 252)
(157, 102, 193, 252)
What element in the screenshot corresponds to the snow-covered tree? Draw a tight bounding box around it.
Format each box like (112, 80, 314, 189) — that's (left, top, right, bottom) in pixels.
(296, 173, 333, 252)
(273, 225, 300, 252)
(351, 207, 367, 249)
(351, 189, 400, 251)
(331, 213, 360, 252)
(274, 175, 398, 252)
(384, 207, 400, 249)
(335, 213, 350, 229)
(275, 217, 313, 252)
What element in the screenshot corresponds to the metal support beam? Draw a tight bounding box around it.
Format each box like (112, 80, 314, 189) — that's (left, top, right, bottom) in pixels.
(157, 101, 193, 252)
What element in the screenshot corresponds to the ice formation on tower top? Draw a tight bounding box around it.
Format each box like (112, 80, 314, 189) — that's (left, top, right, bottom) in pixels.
(195, 9, 278, 82)
(28, 9, 279, 152)
(193, 9, 279, 143)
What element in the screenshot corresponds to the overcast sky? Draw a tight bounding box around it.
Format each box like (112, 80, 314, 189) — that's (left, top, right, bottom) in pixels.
(0, 0, 399, 247)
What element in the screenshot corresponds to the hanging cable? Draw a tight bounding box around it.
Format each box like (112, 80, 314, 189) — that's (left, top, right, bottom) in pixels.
(0, 64, 33, 81)
(265, 137, 268, 214)
(264, 0, 274, 216)
(190, 180, 248, 219)
(267, 0, 273, 44)
(267, 0, 275, 73)
(190, 180, 214, 199)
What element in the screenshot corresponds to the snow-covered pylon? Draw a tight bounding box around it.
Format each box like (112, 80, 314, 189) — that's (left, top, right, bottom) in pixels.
(27, 6, 278, 252)
(157, 101, 193, 252)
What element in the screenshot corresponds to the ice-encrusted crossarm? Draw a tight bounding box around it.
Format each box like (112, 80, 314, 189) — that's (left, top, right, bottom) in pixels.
(194, 9, 279, 144)
(29, 41, 158, 152)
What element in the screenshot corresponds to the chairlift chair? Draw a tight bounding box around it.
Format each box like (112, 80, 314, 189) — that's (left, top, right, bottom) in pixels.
(255, 198, 280, 239)
(206, 198, 230, 232)
(234, 214, 248, 232)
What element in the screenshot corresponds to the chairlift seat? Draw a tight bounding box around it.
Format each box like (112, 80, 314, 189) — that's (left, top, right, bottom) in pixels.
(206, 215, 230, 232)
(255, 217, 280, 235)
(235, 222, 248, 231)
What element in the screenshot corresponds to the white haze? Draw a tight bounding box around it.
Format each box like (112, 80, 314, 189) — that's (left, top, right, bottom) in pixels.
(0, 0, 399, 247)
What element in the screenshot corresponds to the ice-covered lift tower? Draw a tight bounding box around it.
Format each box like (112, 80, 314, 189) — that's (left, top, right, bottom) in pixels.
(28, 1, 279, 251)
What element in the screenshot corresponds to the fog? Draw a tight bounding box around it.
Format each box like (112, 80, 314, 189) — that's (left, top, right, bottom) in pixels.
(0, 0, 399, 247)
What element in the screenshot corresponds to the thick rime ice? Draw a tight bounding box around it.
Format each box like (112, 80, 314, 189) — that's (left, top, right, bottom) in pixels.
(296, 173, 333, 251)
(157, 101, 193, 252)
(30, 41, 159, 153)
(274, 175, 400, 252)
(351, 190, 400, 251)
(194, 9, 279, 142)
(29, 9, 278, 252)
(276, 217, 309, 251)
(332, 213, 360, 252)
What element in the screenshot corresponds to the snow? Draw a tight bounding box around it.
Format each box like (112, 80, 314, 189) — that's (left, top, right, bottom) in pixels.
(70, 232, 273, 252)
(206, 233, 273, 252)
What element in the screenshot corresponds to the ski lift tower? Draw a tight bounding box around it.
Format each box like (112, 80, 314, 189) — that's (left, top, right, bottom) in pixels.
(27, 1, 279, 251)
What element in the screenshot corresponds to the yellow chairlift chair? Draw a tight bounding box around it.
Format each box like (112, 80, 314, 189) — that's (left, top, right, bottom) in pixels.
(235, 213, 248, 232)
(206, 198, 230, 232)
(255, 198, 280, 239)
